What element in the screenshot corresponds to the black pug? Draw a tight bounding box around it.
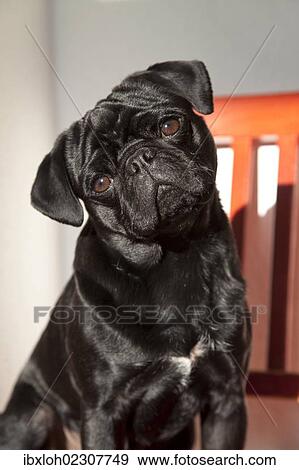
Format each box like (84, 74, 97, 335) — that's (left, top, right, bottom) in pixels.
(0, 61, 251, 450)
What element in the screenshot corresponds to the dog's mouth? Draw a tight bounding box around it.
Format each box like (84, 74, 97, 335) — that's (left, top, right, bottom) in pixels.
(156, 184, 197, 218)
(122, 181, 209, 242)
(154, 184, 198, 233)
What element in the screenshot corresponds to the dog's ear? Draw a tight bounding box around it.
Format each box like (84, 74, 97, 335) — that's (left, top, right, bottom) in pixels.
(147, 60, 213, 114)
(31, 125, 84, 227)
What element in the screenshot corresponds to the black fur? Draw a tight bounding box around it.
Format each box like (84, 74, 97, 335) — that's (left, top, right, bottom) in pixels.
(0, 61, 251, 450)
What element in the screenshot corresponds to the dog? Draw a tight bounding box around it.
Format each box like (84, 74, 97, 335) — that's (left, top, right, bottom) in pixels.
(0, 60, 251, 450)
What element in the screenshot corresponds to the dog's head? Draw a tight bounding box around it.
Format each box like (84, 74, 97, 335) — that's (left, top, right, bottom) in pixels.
(31, 60, 216, 244)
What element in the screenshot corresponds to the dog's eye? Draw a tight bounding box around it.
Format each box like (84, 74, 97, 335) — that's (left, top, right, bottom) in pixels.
(161, 118, 180, 137)
(94, 175, 111, 193)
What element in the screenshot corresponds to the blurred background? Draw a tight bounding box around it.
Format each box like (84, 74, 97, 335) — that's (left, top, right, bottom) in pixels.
(0, 0, 298, 449)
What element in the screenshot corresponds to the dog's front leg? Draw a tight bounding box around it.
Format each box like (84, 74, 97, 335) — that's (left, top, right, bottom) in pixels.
(81, 404, 118, 450)
(196, 352, 248, 450)
(200, 387, 247, 450)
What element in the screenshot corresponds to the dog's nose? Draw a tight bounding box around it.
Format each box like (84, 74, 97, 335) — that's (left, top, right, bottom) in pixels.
(126, 149, 155, 175)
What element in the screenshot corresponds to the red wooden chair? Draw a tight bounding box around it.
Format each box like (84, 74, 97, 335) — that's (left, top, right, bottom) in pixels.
(205, 94, 299, 398)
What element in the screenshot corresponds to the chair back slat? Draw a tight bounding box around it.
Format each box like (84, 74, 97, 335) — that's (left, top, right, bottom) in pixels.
(205, 94, 299, 374)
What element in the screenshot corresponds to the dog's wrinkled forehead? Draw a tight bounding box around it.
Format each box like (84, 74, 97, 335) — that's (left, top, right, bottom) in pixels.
(89, 81, 180, 139)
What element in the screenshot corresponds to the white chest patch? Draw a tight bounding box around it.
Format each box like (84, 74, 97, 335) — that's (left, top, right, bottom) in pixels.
(170, 340, 207, 386)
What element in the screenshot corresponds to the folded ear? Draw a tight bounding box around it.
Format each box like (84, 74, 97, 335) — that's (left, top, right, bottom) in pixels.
(147, 60, 213, 115)
(31, 127, 84, 227)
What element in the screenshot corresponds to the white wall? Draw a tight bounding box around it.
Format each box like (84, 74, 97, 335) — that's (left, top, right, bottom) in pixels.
(1, 0, 299, 409)
(0, 0, 62, 409)
(53, 0, 299, 111)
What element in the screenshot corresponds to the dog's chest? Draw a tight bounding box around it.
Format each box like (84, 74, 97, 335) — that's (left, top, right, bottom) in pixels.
(114, 338, 207, 393)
